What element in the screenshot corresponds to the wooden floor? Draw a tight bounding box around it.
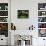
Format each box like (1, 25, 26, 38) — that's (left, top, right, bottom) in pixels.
(0, 45, 8, 46)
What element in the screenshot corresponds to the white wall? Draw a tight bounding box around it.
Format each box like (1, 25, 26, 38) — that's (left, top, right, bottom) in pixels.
(11, 0, 46, 46)
(11, 0, 38, 45)
(11, 0, 38, 30)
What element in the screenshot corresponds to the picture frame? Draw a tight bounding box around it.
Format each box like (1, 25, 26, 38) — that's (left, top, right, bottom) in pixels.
(17, 10, 29, 19)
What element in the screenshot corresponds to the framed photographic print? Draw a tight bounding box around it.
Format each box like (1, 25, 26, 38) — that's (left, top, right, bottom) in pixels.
(17, 10, 29, 19)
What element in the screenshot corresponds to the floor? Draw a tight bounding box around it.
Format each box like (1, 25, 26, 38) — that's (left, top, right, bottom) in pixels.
(0, 45, 8, 46)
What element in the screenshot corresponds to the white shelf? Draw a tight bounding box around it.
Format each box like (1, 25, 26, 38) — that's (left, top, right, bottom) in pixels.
(38, 28, 46, 29)
(0, 16, 8, 17)
(38, 10, 46, 11)
(0, 22, 8, 23)
(38, 16, 46, 17)
(38, 22, 46, 23)
(0, 10, 8, 11)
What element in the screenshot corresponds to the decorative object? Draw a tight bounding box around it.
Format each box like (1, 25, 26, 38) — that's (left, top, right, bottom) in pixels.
(21, 40, 25, 46)
(38, 17, 46, 22)
(42, 12, 45, 15)
(0, 23, 8, 37)
(5, 6, 8, 10)
(40, 8, 44, 10)
(0, 17, 8, 22)
(39, 29, 46, 37)
(38, 11, 46, 16)
(18, 10, 29, 19)
(29, 25, 35, 30)
(15, 35, 32, 46)
(11, 23, 16, 30)
(38, 3, 46, 10)
(0, 3, 8, 10)
(38, 23, 46, 28)
(19, 35, 32, 45)
(0, 23, 8, 30)
(0, 11, 8, 16)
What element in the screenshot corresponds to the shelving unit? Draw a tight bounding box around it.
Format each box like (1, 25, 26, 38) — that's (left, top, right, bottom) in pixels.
(0, 3, 8, 37)
(38, 3, 46, 37)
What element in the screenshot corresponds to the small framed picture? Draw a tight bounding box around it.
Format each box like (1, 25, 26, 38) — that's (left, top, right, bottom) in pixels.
(17, 10, 29, 19)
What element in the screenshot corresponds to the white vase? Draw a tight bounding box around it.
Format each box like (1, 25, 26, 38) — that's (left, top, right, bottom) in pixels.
(21, 40, 25, 46)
